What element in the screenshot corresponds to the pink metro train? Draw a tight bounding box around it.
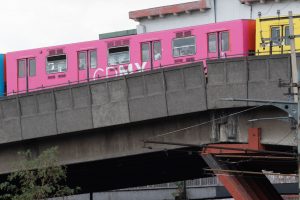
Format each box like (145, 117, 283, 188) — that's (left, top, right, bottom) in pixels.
(6, 19, 255, 95)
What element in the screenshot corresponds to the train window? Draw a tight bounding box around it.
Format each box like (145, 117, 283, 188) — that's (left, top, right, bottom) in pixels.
(285, 26, 291, 45)
(18, 60, 25, 78)
(220, 31, 229, 51)
(208, 33, 217, 53)
(46, 54, 67, 74)
(90, 50, 97, 69)
(142, 43, 150, 62)
(29, 58, 36, 77)
(153, 41, 161, 60)
(78, 51, 87, 70)
(108, 46, 130, 66)
(271, 27, 281, 46)
(173, 36, 196, 57)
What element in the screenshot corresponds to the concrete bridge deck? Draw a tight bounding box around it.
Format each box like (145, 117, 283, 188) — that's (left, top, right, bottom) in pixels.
(0, 54, 297, 193)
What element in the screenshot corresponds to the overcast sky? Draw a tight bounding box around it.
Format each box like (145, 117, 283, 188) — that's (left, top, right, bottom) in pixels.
(0, 0, 193, 52)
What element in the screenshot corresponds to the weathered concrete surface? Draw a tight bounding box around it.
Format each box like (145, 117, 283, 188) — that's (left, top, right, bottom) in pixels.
(0, 55, 293, 145)
(0, 106, 293, 176)
(0, 55, 295, 176)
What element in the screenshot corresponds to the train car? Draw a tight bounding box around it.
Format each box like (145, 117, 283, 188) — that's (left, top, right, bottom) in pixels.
(0, 54, 5, 96)
(6, 19, 255, 95)
(256, 15, 300, 55)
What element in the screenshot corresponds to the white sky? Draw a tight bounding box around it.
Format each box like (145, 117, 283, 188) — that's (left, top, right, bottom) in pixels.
(0, 0, 193, 52)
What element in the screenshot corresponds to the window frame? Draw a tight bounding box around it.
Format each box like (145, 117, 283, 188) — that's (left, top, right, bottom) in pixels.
(107, 45, 130, 66)
(208, 33, 217, 53)
(220, 31, 230, 52)
(28, 58, 36, 77)
(46, 54, 68, 74)
(78, 51, 88, 70)
(172, 36, 196, 58)
(17, 59, 26, 78)
(153, 41, 162, 61)
(270, 26, 281, 46)
(141, 42, 150, 62)
(284, 26, 291, 46)
(172, 35, 197, 58)
(89, 49, 97, 69)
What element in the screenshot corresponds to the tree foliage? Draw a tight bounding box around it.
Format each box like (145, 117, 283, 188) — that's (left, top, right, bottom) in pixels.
(0, 147, 78, 200)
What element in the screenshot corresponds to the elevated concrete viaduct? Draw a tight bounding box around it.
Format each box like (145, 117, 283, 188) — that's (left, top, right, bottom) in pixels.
(0, 54, 297, 195)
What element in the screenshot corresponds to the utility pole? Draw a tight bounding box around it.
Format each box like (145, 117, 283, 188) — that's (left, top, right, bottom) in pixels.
(288, 11, 300, 199)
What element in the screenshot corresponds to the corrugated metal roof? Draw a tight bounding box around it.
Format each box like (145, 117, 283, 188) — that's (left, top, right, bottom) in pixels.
(129, 0, 211, 21)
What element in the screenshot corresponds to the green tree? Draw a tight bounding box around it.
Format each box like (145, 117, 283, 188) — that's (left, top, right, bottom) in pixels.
(0, 147, 78, 200)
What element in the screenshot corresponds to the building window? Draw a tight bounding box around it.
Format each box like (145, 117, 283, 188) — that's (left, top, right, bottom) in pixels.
(18, 60, 25, 78)
(78, 52, 87, 70)
(142, 43, 149, 62)
(271, 26, 281, 46)
(46, 55, 67, 74)
(153, 41, 162, 60)
(220, 31, 229, 51)
(285, 26, 291, 46)
(29, 58, 36, 77)
(108, 46, 130, 66)
(208, 33, 217, 53)
(172, 36, 196, 57)
(90, 50, 97, 69)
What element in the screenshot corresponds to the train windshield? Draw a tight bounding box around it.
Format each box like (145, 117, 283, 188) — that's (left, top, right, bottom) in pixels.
(46, 55, 67, 74)
(108, 46, 130, 66)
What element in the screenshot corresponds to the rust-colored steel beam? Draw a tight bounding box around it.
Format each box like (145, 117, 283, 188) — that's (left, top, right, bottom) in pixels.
(201, 128, 284, 200)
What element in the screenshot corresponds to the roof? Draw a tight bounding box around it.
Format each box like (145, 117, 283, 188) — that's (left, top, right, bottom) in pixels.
(129, 0, 211, 21)
(99, 29, 137, 40)
(240, 0, 285, 4)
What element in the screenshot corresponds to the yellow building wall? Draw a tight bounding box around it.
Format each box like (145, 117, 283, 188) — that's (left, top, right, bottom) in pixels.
(256, 15, 300, 55)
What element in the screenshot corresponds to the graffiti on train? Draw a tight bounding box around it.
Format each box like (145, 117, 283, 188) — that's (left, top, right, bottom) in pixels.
(93, 62, 147, 79)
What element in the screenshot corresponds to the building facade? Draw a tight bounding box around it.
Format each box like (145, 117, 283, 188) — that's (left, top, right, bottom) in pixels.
(129, 0, 300, 34)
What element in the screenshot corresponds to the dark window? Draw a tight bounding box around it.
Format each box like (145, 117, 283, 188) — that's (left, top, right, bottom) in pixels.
(173, 36, 196, 57)
(271, 26, 281, 46)
(29, 58, 36, 77)
(220, 31, 229, 51)
(18, 60, 25, 78)
(108, 46, 130, 66)
(90, 50, 97, 69)
(285, 26, 291, 45)
(208, 33, 217, 53)
(78, 52, 87, 70)
(46, 54, 67, 74)
(153, 41, 162, 60)
(142, 43, 150, 62)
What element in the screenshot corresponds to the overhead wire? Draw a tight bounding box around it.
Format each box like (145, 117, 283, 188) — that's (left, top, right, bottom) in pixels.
(146, 105, 265, 141)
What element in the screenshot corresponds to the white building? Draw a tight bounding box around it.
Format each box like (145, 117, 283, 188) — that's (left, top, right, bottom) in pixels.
(129, 0, 300, 34)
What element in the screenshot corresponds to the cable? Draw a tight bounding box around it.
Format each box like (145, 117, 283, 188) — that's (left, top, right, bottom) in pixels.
(146, 105, 264, 140)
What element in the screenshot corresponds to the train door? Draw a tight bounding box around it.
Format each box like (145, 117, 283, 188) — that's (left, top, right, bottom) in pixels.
(78, 50, 97, 82)
(141, 41, 162, 70)
(207, 31, 230, 59)
(17, 58, 36, 93)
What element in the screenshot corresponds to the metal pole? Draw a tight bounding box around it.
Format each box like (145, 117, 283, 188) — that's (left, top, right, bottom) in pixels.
(288, 11, 300, 199)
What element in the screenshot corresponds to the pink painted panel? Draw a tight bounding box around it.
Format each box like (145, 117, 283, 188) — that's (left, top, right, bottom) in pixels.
(6, 19, 255, 95)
